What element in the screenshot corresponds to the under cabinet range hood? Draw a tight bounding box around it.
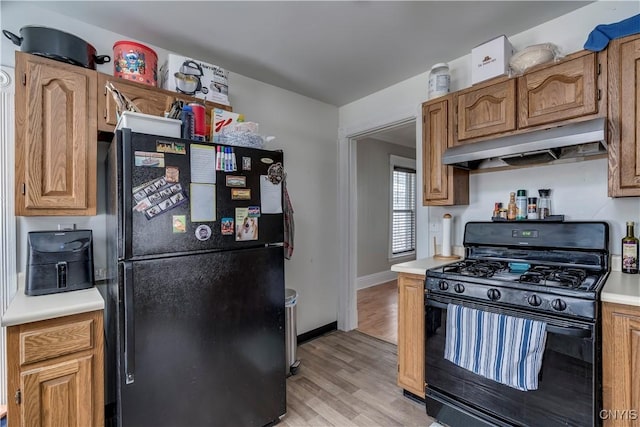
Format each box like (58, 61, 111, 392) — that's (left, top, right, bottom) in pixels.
(442, 117, 607, 169)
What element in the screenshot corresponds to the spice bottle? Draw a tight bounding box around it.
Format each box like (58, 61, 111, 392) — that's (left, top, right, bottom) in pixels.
(622, 221, 639, 274)
(538, 189, 551, 219)
(507, 192, 517, 221)
(493, 202, 501, 219)
(516, 190, 527, 220)
(527, 197, 538, 220)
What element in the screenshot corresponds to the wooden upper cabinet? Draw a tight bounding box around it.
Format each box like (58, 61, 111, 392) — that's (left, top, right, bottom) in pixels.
(608, 34, 640, 197)
(423, 96, 469, 206)
(97, 73, 232, 134)
(518, 51, 598, 128)
(15, 52, 97, 216)
(456, 79, 516, 142)
(98, 73, 167, 131)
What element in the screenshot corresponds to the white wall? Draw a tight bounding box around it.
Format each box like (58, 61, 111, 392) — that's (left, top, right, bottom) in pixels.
(1, 2, 340, 335)
(356, 137, 415, 281)
(339, 1, 640, 259)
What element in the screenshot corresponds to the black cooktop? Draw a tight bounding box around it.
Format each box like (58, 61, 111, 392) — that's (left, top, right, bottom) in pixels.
(439, 259, 603, 292)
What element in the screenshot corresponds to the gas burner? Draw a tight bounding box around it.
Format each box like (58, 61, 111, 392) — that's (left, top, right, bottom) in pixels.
(519, 271, 544, 283)
(550, 268, 587, 288)
(516, 266, 589, 289)
(443, 260, 507, 278)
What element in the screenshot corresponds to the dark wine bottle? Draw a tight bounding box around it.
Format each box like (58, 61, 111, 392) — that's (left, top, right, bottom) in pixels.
(622, 221, 639, 274)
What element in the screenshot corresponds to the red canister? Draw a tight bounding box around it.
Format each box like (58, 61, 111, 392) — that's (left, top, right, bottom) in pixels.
(189, 103, 206, 141)
(113, 41, 158, 86)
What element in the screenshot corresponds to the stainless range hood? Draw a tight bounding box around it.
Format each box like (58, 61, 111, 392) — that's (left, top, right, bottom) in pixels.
(442, 117, 607, 169)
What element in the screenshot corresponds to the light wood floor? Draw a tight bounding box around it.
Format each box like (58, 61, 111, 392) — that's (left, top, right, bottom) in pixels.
(356, 280, 398, 344)
(281, 330, 433, 427)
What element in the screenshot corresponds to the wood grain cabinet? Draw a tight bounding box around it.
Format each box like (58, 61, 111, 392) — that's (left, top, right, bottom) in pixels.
(14, 52, 97, 216)
(454, 50, 603, 145)
(6, 310, 104, 427)
(607, 34, 640, 197)
(422, 96, 469, 206)
(397, 272, 426, 398)
(517, 51, 599, 128)
(97, 73, 232, 134)
(602, 302, 640, 426)
(455, 79, 516, 142)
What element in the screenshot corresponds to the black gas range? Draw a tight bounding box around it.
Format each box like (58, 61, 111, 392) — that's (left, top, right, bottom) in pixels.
(424, 221, 609, 427)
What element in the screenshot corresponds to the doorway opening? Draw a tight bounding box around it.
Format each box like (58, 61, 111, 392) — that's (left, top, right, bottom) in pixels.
(352, 120, 417, 344)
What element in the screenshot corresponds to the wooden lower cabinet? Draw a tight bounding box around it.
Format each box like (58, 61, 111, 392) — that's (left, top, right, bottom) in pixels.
(602, 302, 640, 426)
(6, 310, 104, 427)
(397, 272, 425, 397)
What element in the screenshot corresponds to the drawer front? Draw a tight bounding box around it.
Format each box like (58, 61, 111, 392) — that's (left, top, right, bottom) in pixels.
(20, 319, 94, 365)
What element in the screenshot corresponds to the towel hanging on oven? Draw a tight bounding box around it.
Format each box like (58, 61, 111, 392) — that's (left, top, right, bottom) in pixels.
(444, 304, 547, 391)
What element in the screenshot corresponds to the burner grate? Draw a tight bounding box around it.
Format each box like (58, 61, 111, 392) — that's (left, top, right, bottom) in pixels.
(518, 266, 588, 289)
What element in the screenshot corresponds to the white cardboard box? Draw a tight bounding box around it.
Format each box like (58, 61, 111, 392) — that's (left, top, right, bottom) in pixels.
(116, 111, 181, 138)
(160, 53, 230, 105)
(471, 35, 514, 84)
(211, 108, 244, 142)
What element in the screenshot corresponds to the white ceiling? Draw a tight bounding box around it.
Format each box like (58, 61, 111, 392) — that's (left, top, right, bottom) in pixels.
(33, 1, 592, 107)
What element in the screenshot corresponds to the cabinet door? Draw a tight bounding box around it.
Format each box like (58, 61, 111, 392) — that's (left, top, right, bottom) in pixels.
(608, 35, 640, 197)
(98, 74, 169, 131)
(456, 79, 516, 141)
(423, 97, 469, 206)
(602, 303, 640, 426)
(6, 311, 104, 427)
(397, 273, 425, 397)
(518, 52, 598, 128)
(21, 356, 94, 427)
(15, 52, 97, 216)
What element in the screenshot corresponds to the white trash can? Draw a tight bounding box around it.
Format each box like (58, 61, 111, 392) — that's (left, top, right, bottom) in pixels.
(285, 288, 300, 375)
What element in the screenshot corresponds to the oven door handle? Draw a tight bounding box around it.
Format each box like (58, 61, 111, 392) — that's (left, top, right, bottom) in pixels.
(545, 324, 591, 338)
(426, 300, 449, 310)
(426, 300, 591, 338)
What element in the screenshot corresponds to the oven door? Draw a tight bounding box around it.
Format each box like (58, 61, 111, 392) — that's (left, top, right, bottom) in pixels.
(425, 294, 600, 427)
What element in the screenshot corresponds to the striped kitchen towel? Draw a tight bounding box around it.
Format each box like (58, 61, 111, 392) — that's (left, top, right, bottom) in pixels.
(444, 303, 547, 391)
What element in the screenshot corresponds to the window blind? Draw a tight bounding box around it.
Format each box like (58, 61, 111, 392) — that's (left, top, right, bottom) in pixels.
(392, 166, 416, 255)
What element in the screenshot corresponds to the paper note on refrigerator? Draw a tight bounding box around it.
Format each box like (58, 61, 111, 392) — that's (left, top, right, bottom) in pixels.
(190, 183, 216, 222)
(190, 144, 216, 184)
(260, 175, 282, 214)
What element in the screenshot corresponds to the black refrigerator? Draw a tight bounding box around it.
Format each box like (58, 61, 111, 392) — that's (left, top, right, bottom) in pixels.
(102, 129, 286, 427)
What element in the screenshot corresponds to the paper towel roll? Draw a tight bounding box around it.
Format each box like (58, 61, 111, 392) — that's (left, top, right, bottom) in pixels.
(442, 214, 452, 257)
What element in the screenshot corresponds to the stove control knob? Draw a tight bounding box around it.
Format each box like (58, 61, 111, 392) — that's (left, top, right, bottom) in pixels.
(552, 299, 567, 311)
(487, 289, 501, 301)
(438, 280, 449, 291)
(454, 283, 465, 293)
(528, 295, 542, 307)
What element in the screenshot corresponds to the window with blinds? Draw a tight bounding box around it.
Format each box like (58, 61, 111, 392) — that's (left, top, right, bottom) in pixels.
(391, 166, 416, 255)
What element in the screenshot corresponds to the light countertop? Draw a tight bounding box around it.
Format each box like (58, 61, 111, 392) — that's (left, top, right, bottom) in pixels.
(601, 271, 640, 307)
(391, 257, 459, 276)
(392, 255, 640, 307)
(1, 274, 104, 327)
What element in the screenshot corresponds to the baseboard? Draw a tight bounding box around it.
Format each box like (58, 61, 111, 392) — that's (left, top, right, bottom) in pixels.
(357, 270, 398, 290)
(297, 321, 337, 344)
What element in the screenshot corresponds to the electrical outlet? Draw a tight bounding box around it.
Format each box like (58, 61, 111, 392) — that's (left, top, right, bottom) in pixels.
(57, 223, 76, 231)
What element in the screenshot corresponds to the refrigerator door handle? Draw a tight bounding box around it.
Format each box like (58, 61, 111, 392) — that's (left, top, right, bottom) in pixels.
(123, 261, 135, 384)
(121, 128, 133, 259)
